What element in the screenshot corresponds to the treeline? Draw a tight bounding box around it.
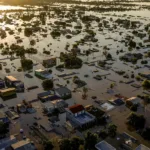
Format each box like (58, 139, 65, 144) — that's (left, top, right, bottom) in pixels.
(2, 0, 150, 6)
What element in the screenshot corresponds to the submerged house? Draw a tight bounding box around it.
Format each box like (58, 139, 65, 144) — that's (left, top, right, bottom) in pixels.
(5, 76, 24, 92)
(35, 69, 52, 79)
(55, 87, 72, 100)
(38, 91, 60, 102)
(66, 104, 96, 128)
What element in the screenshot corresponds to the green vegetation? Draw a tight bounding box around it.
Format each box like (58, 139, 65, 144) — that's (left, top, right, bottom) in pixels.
(60, 52, 82, 69)
(43, 140, 54, 150)
(129, 40, 136, 48)
(87, 107, 105, 124)
(82, 87, 88, 99)
(135, 75, 141, 81)
(84, 132, 98, 150)
(130, 104, 138, 112)
(42, 79, 54, 90)
(142, 127, 150, 140)
(142, 80, 150, 89)
(51, 30, 61, 38)
(110, 83, 115, 89)
(99, 129, 108, 139)
(141, 60, 148, 64)
(59, 137, 84, 150)
(24, 27, 33, 37)
(127, 113, 146, 130)
(21, 59, 33, 70)
(108, 123, 117, 137)
(0, 64, 2, 70)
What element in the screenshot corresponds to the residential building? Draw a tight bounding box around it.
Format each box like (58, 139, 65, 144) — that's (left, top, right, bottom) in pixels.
(4, 76, 24, 92)
(37, 91, 60, 102)
(35, 69, 52, 79)
(135, 144, 150, 150)
(55, 87, 72, 100)
(66, 104, 95, 128)
(11, 139, 36, 150)
(0, 88, 16, 98)
(95, 141, 116, 150)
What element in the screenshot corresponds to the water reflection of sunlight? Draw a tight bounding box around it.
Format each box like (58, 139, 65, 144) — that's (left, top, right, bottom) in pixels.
(2, 26, 5, 30)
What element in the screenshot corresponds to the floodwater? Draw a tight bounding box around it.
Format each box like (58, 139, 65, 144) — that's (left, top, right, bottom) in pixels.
(0, 3, 149, 108)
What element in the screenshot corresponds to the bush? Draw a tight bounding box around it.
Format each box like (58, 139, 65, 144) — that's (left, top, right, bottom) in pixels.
(130, 104, 138, 112)
(142, 127, 150, 140)
(60, 52, 82, 69)
(42, 79, 54, 90)
(99, 130, 108, 139)
(141, 60, 148, 64)
(142, 80, 150, 90)
(108, 124, 117, 137)
(135, 76, 141, 81)
(127, 113, 146, 129)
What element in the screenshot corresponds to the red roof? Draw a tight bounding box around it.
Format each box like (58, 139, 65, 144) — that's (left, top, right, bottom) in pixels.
(69, 104, 84, 114)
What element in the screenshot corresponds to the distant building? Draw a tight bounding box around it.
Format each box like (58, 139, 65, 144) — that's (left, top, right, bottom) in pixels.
(135, 144, 150, 150)
(11, 139, 36, 150)
(95, 141, 116, 150)
(43, 58, 56, 68)
(66, 104, 95, 128)
(35, 69, 52, 79)
(55, 87, 72, 100)
(0, 112, 9, 123)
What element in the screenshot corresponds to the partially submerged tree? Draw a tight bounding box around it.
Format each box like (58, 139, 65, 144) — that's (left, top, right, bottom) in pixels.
(82, 87, 88, 99)
(43, 140, 54, 150)
(84, 132, 98, 150)
(108, 123, 117, 137)
(142, 80, 150, 90)
(127, 113, 146, 130)
(42, 79, 54, 90)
